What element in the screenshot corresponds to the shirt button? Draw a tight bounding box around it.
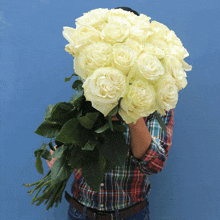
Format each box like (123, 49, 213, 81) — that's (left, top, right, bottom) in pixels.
(100, 183, 104, 186)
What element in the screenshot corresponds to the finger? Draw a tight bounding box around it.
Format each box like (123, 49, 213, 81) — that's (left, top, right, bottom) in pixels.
(46, 160, 52, 170)
(111, 116, 119, 121)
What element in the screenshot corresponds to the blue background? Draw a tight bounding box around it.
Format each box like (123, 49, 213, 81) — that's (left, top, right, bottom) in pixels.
(1, 0, 220, 219)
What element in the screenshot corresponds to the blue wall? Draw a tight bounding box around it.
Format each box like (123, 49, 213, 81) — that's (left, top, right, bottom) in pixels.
(1, 1, 220, 219)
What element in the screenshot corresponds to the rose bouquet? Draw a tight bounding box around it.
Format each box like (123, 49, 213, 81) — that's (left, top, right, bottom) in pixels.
(23, 8, 192, 210)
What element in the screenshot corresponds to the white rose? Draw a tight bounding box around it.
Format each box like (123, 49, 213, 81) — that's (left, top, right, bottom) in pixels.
(161, 55, 188, 91)
(112, 43, 137, 75)
(146, 35, 169, 53)
(139, 14, 151, 23)
(74, 42, 112, 80)
(75, 8, 109, 29)
(82, 67, 127, 116)
(134, 53, 165, 82)
(180, 59, 192, 71)
(128, 15, 150, 29)
(154, 74, 178, 115)
(123, 38, 144, 55)
(129, 25, 153, 43)
(143, 43, 165, 59)
(150, 20, 170, 40)
(109, 8, 132, 18)
(102, 22, 130, 44)
(107, 15, 131, 27)
(64, 44, 76, 57)
(119, 80, 156, 124)
(62, 25, 102, 55)
(165, 30, 183, 46)
(167, 43, 190, 60)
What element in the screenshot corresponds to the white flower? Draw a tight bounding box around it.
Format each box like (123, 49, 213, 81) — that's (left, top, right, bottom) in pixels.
(63, 8, 192, 119)
(107, 15, 131, 27)
(75, 8, 109, 29)
(82, 67, 127, 116)
(143, 43, 165, 59)
(161, 55, 188, 91)
(150, 20, 170, 40)
(146, 35, 169, 53)
(129, 26, 153, 44)
(62, 25, 102, 55)
(165, 30, 183, 46)
(167, 43, 190, 60)
(123, 38, 144, 55)
(112, 43, 137, 75)
(74, 42, 112, 80)
(139, 14, 151, 23)
(133, 53, 165, 82)
(109, 8, 132, 18)
(102, 22, 130, 44)
(119, 80, 156, 124)
(154, 74, 178, 115)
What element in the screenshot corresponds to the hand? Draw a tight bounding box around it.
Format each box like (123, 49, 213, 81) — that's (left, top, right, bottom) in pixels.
(46, 146, 58, 170)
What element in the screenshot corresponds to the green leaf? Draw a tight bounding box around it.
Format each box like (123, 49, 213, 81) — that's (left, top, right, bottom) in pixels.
(55, 119, 79, 144)
(113, 124, 127, 133)
(55, 118, 91, 147)
(99, 154, 106, 173)
(35, 121, 62, 138)
(69, 92, 83, 106)
(34, 142, 52, 161)
(64, 73, 77, 82)
(41, 150, 52, 161)
(52, 145, 67, 158)
(76, 110, 83, 119)
(34, 142, 47, 157)
(79, 112, 100, 129)
(153, 111, 167, 134)
(44, 104, 55, 121)
(51, 157, 71, 186)
(49, 139, 55, 151)
(82, 156, 105, 192)
(94, 123, 110, 133)
(100, 131, 129, 169)
(69, 147, 84, 169)
(36, 151, 43, 174)
(73, 95, 86, 110)
(104, 158, 118, 173)
(72, 80, 83, 91)
(81, 140, 96, 151)
(45, 102, 75, 126)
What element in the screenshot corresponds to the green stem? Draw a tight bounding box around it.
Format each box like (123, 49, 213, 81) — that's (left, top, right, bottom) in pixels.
(46, 183, 63, 210)
(42, 182, 51, 193)
(33, 186, 53, 202)
(31, 180, 50, 205)
(56, 180, 67, 202)
(24, 170, 51, 192)
(23, 182, 39, 188)
(36, 196, 46, 206)
(29, 174, 50, 196)
(44, 191, 54, 205)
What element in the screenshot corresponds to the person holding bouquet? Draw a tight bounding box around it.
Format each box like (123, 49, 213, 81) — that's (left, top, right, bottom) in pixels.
(46, 7, 175, 220)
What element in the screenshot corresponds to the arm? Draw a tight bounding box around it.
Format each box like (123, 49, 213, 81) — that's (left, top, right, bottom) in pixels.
(128, 117, 152, 159)
(128, 109, 174, 175)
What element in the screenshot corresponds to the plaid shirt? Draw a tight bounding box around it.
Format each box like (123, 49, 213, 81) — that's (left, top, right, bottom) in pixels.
(70, 109, 174, 211)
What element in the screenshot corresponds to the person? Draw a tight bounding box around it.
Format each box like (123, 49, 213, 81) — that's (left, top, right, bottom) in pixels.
(47, 7, 175, 220)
